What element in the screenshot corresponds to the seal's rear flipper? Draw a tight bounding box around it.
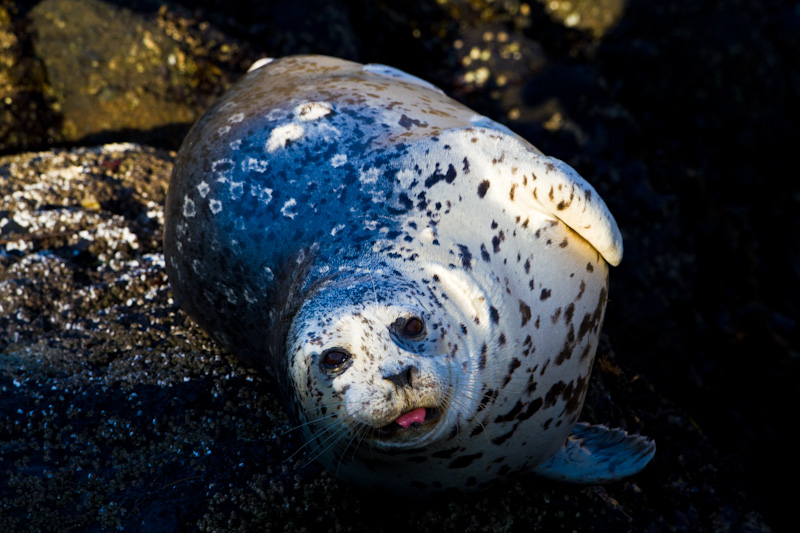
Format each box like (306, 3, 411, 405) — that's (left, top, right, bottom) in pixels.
(532, 423, 655, 483)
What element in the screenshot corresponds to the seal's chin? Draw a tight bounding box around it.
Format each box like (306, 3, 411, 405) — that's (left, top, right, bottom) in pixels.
(374, 407, 441, 440)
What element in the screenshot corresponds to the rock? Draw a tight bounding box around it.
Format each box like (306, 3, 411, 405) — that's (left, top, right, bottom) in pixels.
(0, 4, 60, 154)
(24, 0, 252, 149)
(537, 0, 628, 37)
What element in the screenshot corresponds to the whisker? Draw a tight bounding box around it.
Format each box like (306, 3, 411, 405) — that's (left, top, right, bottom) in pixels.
(281, 412, 341, 436)
(302, 422, 359, 469)
(336, 423, 369, 475)
(352, 424, 370, 460)
(452, 360, 533, 396)
(285, 422, 338, 463)
(368, 271, 379, 305)
(282, 355, 536, 473)
(444, 393, 488, 435)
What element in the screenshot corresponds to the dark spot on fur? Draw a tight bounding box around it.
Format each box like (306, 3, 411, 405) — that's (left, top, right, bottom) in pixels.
(564, 375, 588, 415)
(477, 180, 490, 198)
(519, 397, 542, 420)
(580, 344, 592, 361)
(545, 381, 567, 407)
(457, 244, 472, 270)
(489, 306, 499, 324)
(470, 424, 485, 437)
(399, 114, 427, 129)
(578, 288, 607, 341)
(492, 428, 516, 445)
(492, 231, 505, 253)
(398, 192, 413, 211)
(495, 400, 524, 423)
(477, 388, 498, 412)
(424, 163, 457, 188)
(557, 188, 576, 210)
(480, 244, 491, 262)
(564, 303, 575, 323)
(501, 357, 522, 387)
(578, 313, 593, 340)
(539, 358, 549, 376)
(555, 327, 576, 365)
(519, 300, 531, 326)
(449, 453, 483, 468)
(432, 447, 461, 459)
(540, 288, 551, 301)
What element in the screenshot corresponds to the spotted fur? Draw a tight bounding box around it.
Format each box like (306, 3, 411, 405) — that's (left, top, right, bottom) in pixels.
(164, 55, 653, 494)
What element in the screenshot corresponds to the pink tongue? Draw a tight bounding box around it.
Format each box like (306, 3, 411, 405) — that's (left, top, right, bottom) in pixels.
(395, 407, 427, 428)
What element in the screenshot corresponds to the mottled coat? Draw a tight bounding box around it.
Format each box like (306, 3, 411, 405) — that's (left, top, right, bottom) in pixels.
(164, 55, 652, 494)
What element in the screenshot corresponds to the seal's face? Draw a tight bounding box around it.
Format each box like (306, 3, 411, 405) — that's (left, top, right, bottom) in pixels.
(286, 277, 475, 462)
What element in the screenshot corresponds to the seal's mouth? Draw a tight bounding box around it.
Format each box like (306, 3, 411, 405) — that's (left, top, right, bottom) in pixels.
(375, 407, 441, 439)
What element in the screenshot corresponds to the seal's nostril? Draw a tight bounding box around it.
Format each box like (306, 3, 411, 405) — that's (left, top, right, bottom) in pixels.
(384, 365, 419, 388)
(407, 366, 419, 387)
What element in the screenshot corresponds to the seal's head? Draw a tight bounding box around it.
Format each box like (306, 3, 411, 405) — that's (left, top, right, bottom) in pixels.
(285, 273, 464, 460)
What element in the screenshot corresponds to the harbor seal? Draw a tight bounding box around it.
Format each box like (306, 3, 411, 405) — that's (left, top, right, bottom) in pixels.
(163, 55, 655, 494)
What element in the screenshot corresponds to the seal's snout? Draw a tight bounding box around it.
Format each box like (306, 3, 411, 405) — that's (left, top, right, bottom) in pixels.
(383, 365, 419, 388)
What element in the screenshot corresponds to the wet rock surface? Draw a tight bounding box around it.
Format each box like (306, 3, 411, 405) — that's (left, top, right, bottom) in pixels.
(1, 0, 797, 531)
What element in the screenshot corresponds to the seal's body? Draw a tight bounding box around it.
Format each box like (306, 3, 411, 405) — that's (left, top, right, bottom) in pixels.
(164, 55, 654, 494)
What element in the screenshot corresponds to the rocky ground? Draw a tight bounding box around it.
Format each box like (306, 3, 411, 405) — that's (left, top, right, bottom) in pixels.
(1, 0, 797, 531)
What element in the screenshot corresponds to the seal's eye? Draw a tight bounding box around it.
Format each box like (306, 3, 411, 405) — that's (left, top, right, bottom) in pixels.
(321, 349, 350, 370)
(401, 317, 425, 339)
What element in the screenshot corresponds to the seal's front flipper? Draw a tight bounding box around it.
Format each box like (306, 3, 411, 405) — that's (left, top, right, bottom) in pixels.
(533, 423, 655, 483)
